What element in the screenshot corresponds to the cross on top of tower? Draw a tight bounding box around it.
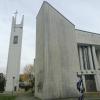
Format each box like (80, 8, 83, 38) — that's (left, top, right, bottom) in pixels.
(14, 10, 18, 18)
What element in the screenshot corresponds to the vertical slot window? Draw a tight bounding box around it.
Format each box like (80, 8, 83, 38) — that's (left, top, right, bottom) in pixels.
(13, 36, 18, 44)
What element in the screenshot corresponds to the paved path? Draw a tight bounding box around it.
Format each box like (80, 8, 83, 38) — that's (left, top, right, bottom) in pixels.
(15, 92, 100, 100)
(15, 93, 38, 100)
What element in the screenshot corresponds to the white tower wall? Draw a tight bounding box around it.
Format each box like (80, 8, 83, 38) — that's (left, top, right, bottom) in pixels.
(5, 16, 24, 92)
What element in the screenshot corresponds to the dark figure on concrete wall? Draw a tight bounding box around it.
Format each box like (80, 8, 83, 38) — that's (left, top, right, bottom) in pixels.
(77, 75, 85, 100)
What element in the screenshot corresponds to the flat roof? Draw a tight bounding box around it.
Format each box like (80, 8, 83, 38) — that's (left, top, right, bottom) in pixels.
(75, 29, 100, 36)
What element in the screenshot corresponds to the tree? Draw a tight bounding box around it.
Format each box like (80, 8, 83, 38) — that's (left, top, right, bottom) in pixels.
(24, 64, 33, 75)
(0, 73, 6, 92)
(19, 64, 35, 92)
(23, 64, 34, 82)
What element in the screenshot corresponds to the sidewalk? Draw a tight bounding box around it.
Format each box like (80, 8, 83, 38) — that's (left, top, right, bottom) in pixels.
(15, 93, 35, 100)
(15, 92, 100, 100)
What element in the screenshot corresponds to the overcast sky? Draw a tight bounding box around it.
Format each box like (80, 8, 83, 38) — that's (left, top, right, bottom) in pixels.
(0, 0, 100, 74)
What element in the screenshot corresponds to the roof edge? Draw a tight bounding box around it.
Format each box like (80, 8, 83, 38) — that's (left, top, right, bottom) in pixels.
(37, 1, 75, 26)
(75, 29, 100, 36)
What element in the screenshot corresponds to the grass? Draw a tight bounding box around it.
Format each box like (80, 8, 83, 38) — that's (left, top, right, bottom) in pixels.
(0, 95, 16, 100)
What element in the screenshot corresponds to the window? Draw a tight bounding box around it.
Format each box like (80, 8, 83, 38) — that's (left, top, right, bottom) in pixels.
(13, 36, 18, 44)
(78, 45, 95, 70)
(81, 46, 90, 70)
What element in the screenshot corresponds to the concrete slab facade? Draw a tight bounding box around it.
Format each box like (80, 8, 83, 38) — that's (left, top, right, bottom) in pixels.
(35, 1, 100, 99)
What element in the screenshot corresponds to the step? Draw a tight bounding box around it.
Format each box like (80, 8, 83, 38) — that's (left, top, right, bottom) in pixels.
(84, 92, 100, 98)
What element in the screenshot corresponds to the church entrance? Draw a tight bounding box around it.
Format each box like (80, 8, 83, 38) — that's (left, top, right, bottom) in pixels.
(85, 75, 97, 92)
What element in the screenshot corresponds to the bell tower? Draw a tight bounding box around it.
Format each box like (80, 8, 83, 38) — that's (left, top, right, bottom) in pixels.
(5, 14, 24, 92)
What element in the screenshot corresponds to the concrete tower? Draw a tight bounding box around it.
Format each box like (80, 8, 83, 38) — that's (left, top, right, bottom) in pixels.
(35, 2, 79, 99)
(5, 15, 24, 92)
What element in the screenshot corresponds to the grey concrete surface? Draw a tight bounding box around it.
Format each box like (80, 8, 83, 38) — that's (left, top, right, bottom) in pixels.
(35, 1, 80, 99)
(14, 92, 100, 100)
(15, 94, 100, 100)
(15, 93, 36, 100)
(35, 1, 100, 100)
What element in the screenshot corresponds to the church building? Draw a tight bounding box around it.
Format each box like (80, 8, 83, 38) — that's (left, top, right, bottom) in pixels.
(35, 1, 100, 99)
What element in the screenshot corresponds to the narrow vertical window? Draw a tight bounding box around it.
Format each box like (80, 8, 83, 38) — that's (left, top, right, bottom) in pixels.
(85, 46, 90, 70)
(13, 36, 18, 44)
(82, 46, 86, 70)
(90, 46, 95, 70)
(78, 45, 81, 70)
(78, 45, 92, 70)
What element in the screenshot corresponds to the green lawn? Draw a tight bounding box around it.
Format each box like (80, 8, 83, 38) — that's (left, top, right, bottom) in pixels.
(0, 96, 16, 100)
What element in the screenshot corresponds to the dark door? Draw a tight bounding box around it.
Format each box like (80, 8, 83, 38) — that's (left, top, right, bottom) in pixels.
(85, 75, 97, 92)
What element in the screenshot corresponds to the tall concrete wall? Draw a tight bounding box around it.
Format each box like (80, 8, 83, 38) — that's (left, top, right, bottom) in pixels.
(35, 2, 80, 99)
(35, 4, 45, 98)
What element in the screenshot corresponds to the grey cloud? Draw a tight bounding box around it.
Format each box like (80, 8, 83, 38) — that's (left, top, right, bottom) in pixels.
(1, 0, 100, 73)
